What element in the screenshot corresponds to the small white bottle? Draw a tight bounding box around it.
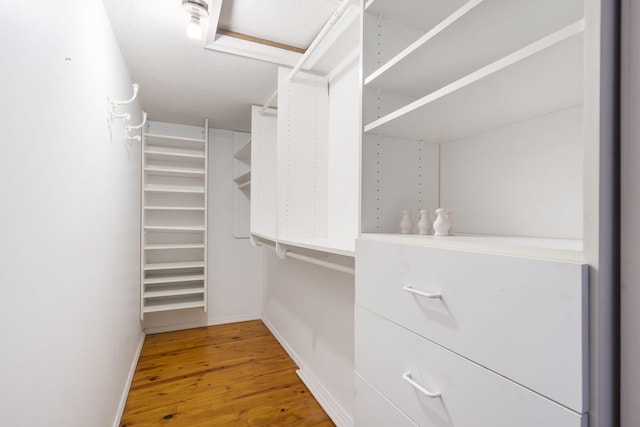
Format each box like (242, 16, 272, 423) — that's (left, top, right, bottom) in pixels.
(433, 208, 451, 236)
(417, 209, 430, 235)
(400, 209, 413, 234)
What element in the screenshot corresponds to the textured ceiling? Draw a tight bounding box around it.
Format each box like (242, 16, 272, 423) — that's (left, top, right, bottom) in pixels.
(101, 0, 340, 131)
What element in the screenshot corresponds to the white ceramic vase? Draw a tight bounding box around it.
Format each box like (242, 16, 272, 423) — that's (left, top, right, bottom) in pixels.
(433, 208, 451, 236)
(417, 209, 430, 235)
(400, 209, 413, 234)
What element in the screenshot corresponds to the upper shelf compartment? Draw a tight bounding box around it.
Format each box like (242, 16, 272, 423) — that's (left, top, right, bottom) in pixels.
(364, 21, 584, 143)
(365, 0, 467, 33)
(364, 0, 584, 98)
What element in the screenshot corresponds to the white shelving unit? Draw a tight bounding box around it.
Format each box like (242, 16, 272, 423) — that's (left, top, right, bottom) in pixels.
(356, 0, 614, 425)
(232, 132, 251, 238)
(361, 0, 587, 253)
(140, 120, 209, 319)
(248, 2, 361, 258)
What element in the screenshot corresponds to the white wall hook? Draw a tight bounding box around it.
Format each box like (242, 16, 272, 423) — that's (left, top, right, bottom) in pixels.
(107, 83, 140, 123)
(126, 111, 148, 131)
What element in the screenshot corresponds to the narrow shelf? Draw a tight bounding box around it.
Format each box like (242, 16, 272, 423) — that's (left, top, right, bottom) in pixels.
(144, 206, 205, 211)
(145, 133, 206, 143)
(144, 261, 205, 271)
(361, 233, 583, 263)
(144, 185, 205, 194)
(144, 284, 205, 299)
(364, 22, 583, 143)
(144, 273, 205, 285)
(144, 166, 205, 177)
(144, 149, 205, 160)
(143, 297, 205, 313)
(233, 139, 251, 161)
(365, 0, 583, 98)
(233, 170, 251, 186)
(144, 225, 205, 232)
(144, 243, 205, 250)
(237, 180, 251, 190)
(365, 0, 467, 32)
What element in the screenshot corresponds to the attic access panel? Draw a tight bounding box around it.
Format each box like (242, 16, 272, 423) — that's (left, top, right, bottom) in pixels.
(204, 0, 341, 66)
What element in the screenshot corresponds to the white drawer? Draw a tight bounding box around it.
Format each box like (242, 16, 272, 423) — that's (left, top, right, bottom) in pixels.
(355, 239, 588, 413)
(356, 374, 418, 427)
(355, 307, 586, 427)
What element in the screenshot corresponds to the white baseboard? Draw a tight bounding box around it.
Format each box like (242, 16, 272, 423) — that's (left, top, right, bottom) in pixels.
(113, 331, 145, 427)
(143, 313, 262, 335)
(261, 316, 354, 427)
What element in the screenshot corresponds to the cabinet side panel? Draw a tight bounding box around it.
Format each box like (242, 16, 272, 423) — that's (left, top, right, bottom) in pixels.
(328, 62, 360, 240)
(251, 106, 277, 238)
(440, 106, 583, 238)
(277, 68, 329, 239)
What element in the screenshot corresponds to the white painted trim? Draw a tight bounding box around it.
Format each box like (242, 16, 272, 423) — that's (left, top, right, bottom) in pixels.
(261, 316, 354, 427)
(143, 313, 262, 335)
(113, 331, 145, 427)
(208, 313, 262, 326)
(297, 368, 354, 427)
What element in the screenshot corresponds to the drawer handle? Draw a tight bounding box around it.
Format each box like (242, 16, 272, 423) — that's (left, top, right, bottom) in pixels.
(403, 285, 442, 299)
(402, 372, 441, 398)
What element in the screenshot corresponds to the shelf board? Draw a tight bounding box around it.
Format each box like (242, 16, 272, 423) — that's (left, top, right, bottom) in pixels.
(144, 261, 205, 271)
(143, 273, 205, 285)
(144, 284, 205, 299)
(144, 149, 205, 160)
(145, 133, 206, 143)
(361, 233, 583, 263)
(144, 166, 205, 177)
(144, 225, 205, 232)
(143, 298, 205, 313)
(364, 22, 584, 143)
(144, 243, 205, 250)
(144, 185, 205, 194)
(233, 170, 251, 186)
(144, 206, 205, 211)
(365, 0, 583, 99)
(233, 139, 251, 161)
(365, 0, 468, 32)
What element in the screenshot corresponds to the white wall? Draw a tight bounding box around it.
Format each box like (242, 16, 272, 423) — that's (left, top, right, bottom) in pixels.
(262, 252, 355, 425)
(143, 129, 264, 333)
(0, 1, 143, 425)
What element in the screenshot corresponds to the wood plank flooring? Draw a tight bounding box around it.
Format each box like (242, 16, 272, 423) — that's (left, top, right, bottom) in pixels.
(120, 320, 335, 426)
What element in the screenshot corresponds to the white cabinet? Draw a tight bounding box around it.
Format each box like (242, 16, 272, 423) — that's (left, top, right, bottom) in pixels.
(356, 0, 612, 424)
(355, 306, 586, 427)
(140, 120, 208, 319)
(356, 239, 589, 415)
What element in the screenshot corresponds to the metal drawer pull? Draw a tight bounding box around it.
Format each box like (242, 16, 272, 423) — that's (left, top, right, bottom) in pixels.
(403, 285, 442, 299)
(402, 372, 441, 398)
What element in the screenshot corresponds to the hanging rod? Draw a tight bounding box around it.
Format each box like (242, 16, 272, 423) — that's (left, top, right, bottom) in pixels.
(259, 0, 353, 114)
(251, 237, 354, 275)
(281, 249, 355, 275)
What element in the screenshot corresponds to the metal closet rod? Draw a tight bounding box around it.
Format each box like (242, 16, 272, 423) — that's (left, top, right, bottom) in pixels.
(252, 237, 355, 275)
(259, 0, 353, 114)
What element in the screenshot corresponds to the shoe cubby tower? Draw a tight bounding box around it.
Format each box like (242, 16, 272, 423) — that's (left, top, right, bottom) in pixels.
(140, 120, 209, 319)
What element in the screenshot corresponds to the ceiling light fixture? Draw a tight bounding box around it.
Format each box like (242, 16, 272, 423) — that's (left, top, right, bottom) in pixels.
(182, 0, 209, 39)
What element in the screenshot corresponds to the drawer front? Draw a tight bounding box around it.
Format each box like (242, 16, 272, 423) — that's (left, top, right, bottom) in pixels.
(355, 239, 588, 413)
(356, 374, 418, 427)
(355, 307, 586, 427)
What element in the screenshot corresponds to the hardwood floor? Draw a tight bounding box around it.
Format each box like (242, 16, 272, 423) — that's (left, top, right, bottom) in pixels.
(120, 320, 335, 426)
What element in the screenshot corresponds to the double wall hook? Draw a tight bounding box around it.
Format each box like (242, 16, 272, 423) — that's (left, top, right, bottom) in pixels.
(107, 83, 139, 123)
(125, 111, 148, 142)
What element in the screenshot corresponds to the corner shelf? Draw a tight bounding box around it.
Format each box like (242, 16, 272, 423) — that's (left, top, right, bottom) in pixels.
(140, 120, 209, 319)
